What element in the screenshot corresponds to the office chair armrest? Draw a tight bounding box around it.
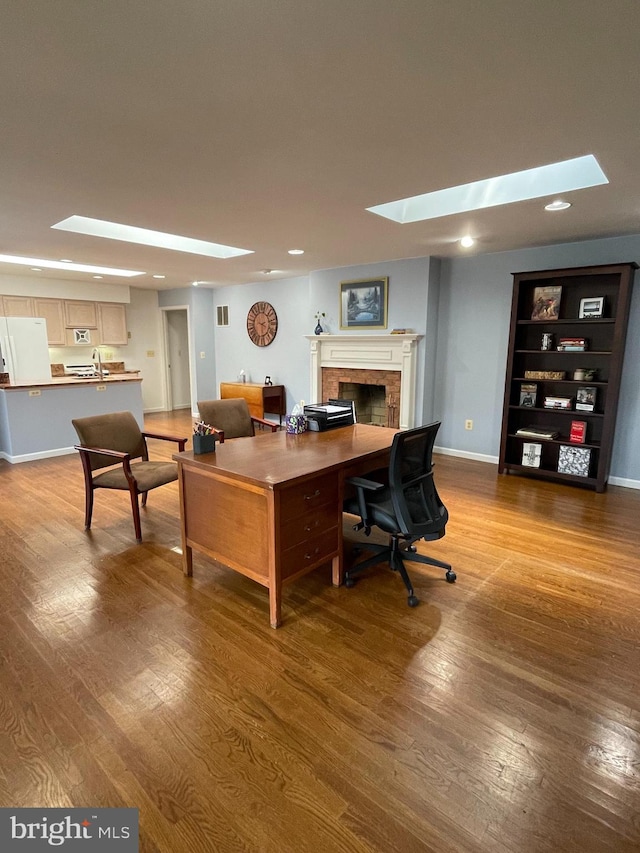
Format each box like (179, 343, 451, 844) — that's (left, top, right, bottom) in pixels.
(250, 416, 279, 432)
(346, 476, 385, 492)
(142, 431, 189, 451)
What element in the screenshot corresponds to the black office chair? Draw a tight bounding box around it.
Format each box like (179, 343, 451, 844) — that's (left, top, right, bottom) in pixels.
(343, 421, 456, 607)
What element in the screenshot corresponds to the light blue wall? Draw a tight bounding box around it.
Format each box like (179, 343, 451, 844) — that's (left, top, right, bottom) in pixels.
(435, 234, 640, 483)
(212, 277, 310, 414)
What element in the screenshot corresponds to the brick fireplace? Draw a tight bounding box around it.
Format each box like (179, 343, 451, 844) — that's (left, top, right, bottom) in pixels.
(306, 334, 421, 430)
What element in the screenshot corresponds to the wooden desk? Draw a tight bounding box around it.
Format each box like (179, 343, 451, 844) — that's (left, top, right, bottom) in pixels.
(174, 424, 396, 627)
(220, 381, 285, 425)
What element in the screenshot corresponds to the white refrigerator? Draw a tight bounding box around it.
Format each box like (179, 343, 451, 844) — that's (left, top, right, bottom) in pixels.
(0, 316, 52, 384)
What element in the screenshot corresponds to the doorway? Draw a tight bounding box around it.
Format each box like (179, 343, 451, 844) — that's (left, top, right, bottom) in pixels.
(162, 307, 193, 411)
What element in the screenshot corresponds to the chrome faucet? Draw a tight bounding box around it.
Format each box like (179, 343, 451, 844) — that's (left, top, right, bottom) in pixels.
(92, 347, 103, 379)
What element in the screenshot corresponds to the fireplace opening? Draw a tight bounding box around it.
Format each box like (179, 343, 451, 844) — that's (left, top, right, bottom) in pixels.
(339, 382, 389, 427)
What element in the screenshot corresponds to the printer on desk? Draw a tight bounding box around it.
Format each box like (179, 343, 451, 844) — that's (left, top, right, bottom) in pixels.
(304, 400, 356, 431)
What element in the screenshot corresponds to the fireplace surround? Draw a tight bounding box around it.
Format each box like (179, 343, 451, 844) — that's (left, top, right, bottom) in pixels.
(306, 334, 421, 430)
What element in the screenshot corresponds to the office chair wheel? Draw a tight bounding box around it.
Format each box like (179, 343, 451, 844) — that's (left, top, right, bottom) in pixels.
(344, 576, 357, 588)
(407, 594, 419, 608)
(407, 544, 417, 552)
(446, 570, 457, 583)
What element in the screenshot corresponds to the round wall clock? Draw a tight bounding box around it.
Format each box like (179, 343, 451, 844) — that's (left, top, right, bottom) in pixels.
(246, 301, 278, 347)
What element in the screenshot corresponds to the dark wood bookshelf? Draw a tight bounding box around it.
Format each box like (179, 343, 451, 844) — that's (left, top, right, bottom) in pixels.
(499, 262, 637, 492)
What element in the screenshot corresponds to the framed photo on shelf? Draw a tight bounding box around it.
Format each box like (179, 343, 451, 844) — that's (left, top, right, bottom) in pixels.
(575, 386, 597, 412)
(557, 445, 591, 477)
(519, 383, 537, 407)
(522, 442, 542, 467)
(578, 296, 605, 319)
(531, 285, 562, 320)
(340, 277, 388, 330)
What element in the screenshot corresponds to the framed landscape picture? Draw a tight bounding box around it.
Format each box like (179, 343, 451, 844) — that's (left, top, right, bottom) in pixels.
(340, 277, 388, 329)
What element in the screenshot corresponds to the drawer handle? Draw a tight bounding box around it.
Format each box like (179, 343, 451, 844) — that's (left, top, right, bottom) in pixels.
(304, 547, 321, 561)
(304, 520, 320, 532)
(304, 489, 321, 501)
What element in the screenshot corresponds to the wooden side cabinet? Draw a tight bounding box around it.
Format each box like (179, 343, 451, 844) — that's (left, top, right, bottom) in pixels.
(220, 382, 286, 424)
(498, 262, 637, 492)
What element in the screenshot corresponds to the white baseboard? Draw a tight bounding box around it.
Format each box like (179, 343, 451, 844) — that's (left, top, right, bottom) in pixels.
(143, 406, 167, 413)
(435, 445, 640, 490)
(608, 475, 640, 490)
(434, 445, 498, 465)
(0, 446, 76, 464)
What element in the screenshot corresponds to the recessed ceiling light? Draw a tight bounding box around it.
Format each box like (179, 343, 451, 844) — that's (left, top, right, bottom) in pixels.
(192, 281, 200, 287)
(367, 155, 607, 223)
(52, 215, 254, 259)
(30, 267, 42, 271)
(152, 274, 166, 279)
(545, 200, 572, 211)
(460, 235, 474, 248)
(60, 258, 73, 263)
(288, 249, 304, 255)
(0, 254, 144, 277)
(92, 275, 103, 279)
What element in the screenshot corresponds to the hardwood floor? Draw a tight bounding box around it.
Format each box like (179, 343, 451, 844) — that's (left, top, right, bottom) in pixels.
(1, 409, 639, 852)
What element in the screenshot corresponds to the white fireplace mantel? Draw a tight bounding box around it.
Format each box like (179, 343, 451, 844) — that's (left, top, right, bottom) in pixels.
(305, 334, 422, 429)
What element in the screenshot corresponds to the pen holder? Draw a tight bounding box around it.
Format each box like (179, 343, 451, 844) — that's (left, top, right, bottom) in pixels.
(193, 433, 217, 454)
(285, 414, 307, 434)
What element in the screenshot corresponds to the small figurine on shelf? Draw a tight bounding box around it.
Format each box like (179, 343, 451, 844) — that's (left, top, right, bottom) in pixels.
(265, 375, 273, 386)
(314, 311, 326, 335)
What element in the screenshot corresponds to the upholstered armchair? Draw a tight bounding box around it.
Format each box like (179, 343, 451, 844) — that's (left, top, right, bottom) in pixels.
(72, 411, 187, 543)
(197, 398, 279, 442)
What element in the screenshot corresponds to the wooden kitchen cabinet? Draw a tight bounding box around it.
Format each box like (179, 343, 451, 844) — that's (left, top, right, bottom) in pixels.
(2, 295, 35, 317)
(97, 302, 128, 346)
(33, 298, 66, 346)
(64, 300, 98, 328)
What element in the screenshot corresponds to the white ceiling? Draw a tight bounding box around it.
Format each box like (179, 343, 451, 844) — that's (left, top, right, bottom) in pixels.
(1, 1, 640, 290)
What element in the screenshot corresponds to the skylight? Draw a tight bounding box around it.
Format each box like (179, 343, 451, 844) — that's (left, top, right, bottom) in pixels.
(51, 215, 254, 259)
(366, 155, 608, 223)
(0, 254, 144, 277)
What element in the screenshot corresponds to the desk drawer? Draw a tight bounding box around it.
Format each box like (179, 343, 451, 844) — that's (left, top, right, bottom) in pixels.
(280, 526, 339, 580)
(280, 472, 338, 519)
(281, 502, 337, 550)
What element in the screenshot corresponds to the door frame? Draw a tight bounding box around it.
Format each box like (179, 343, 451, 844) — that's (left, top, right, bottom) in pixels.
(160, 305, 196, 415)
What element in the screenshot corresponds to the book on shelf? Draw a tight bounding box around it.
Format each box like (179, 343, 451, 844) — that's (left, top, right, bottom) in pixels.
(543, 395, 573, 409)
(516, 426, 559, 439)
(557, 337, 588, 352)
(569, 420, 587, 444)
(519, 383, 537, 407)
(521, 442, 542, 467)
(575, 386, 596, 411)
(531, 285, 562, 320)
(557, 445, 591, 477)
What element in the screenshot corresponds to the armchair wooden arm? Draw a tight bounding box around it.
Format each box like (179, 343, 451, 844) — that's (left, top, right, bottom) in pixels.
(250, 416, 279, 433)
(142, 431, 188, 451)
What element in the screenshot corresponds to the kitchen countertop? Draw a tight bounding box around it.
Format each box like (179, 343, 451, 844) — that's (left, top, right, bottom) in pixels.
(0, 374, 142, 390)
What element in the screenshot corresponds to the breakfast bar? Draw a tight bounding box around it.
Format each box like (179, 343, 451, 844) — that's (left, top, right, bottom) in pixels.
(0, 375, 144, 463)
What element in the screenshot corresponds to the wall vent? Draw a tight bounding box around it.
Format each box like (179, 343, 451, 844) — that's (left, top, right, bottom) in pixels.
(216, 305, 229, 326)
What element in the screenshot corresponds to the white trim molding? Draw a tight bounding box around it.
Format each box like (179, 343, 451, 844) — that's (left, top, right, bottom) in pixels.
(306, 334, 422, 430)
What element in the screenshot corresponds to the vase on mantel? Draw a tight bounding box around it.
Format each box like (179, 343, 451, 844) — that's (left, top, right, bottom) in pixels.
(314, 322, 323, 335)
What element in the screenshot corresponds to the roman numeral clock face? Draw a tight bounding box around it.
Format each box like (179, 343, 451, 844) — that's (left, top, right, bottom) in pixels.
(246, 301, 278, 347)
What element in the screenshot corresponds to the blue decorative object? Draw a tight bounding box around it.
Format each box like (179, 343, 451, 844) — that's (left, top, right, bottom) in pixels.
(286, 414, 307, 434)
(314, 322, 323, 335)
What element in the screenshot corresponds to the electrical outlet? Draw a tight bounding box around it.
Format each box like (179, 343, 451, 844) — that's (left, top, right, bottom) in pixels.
(96, 385, 106, 392)
(200, 351, 206, 359)
(465, 419, 473, 430)
(28, 389, 41, 397)
(146, 350, 155, 358)
(105, 351, 113, 360)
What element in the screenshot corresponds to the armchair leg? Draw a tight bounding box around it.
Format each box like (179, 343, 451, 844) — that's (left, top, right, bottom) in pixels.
(84, 485, 94, 530)
(141, 491, 148, 507)
(129, 487, 143, 543)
